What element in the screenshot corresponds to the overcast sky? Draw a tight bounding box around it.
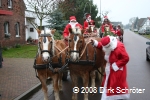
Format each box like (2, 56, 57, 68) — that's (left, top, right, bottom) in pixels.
(93, 0, 150, 25)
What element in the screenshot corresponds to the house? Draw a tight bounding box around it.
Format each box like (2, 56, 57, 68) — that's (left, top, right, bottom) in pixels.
(138, 17, 150, 30)
(137, 18, 147, 30)
(25, 10, 50, 44)
(0, 0, 26, 47)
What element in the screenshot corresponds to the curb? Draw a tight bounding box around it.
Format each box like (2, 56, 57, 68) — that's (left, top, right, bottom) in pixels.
(13, 83, 41, 100)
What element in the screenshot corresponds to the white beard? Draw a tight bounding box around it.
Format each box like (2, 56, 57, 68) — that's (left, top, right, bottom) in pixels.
(86, 19, 91, 22)
(102, 36, 118, 55)
(69, 22, 78, 28)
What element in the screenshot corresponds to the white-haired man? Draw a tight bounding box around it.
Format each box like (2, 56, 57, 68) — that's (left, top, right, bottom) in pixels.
(63, 16, 82, 45)
(91, 36, 130, 100)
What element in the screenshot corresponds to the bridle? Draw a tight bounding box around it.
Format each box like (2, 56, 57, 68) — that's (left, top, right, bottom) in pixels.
(68, 34, 83, 55)
(38, 33, 53, 57)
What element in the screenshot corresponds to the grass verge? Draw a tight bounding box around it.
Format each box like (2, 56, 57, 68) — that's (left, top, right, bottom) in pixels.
(2, 44, 38, 58)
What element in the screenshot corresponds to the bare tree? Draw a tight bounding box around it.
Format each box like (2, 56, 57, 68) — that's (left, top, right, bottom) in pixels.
(24, 0, 61, 30)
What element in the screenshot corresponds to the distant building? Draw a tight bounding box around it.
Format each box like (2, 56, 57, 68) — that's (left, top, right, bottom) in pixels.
(137, 18, 147, 30)
(111, 22, 123, 28)
(0, 0, 26, 47)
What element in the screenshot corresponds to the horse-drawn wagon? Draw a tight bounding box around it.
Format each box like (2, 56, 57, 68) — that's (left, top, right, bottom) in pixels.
(32, 26, 105, 100)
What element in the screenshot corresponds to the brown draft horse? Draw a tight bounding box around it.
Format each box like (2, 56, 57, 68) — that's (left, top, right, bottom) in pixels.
(83, 25, 103, 83)
(33, 29, 67, 100)
(66, 27, 106, 100)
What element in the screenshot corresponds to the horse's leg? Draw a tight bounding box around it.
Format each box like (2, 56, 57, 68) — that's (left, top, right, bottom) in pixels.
(59, 72, 63, 91)
(38, 74, 48, 100)
(82, 72, 89, 100)
(70, 71, 78, 100)
(52, 73, 60, 100)
(97, 67, 103, 84)
(90, 70, 96, 88)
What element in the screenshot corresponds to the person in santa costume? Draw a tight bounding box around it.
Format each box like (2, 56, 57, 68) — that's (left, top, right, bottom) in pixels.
(63, 16, 82, 45)
(83, 13, 95, 33)
(100, 16, 115, 37)
(115, 24, 124, 42)
(91, 36, 130, 100)
(116, 24, 124, 36)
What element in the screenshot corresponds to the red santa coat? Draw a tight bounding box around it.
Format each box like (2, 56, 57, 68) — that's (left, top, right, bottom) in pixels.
(84, 20, 96, 34)
(101, 24, 115, 34)
(63, 23, 82, 38)
(94, 36, 130, 100)
(115, 29, 122, 36)
(83, 20, 89, 30)
(83, 20, 95, 29)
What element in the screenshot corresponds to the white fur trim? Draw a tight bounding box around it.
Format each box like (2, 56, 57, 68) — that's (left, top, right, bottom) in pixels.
(103, 36, 117, 52)
(101, 93, 130, 100)
(93, 40, 98, 47)
(101, 62, 111, 100)
(70, 19, 76, 21)
(112, 62, 119, 71)
(69, 22, 78, 28)
(104, 54, 109, 62)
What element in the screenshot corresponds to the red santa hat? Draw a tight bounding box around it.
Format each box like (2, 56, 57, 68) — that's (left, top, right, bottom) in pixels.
(104, 16, 108, 19)
(86, 14, 91, 18)
(100, 36, 111, 48)
(70, 16, 76, 21)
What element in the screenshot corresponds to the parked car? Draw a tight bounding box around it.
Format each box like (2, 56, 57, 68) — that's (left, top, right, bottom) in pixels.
(134, 29, 138, 32)
(145, 29, 150, 35)
(146, 42, 150, 61)
(138, 29, 146, 35)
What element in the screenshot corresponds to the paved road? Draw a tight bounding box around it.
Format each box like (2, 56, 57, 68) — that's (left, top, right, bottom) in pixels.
(0, 58, 39, 100)
(28, 29, 150, 100)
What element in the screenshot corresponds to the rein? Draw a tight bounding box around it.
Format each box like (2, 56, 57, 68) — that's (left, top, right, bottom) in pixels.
(52, 45, 69, 58)
(79, 41, 91, 59)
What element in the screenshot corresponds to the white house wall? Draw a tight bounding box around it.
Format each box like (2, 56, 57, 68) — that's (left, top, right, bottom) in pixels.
(25, 10, 49, 41)
(141, 19, 150, 30)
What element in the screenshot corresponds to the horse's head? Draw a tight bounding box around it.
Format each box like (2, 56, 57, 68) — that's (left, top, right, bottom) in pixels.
(67, 27, 85, 62)
(87, 21, 95, 33)
(37, 29, 55, 62)
(104, 24, 110, 33)
(88, 25, 95, 33)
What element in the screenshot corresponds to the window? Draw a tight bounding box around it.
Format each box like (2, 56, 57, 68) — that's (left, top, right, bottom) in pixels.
(8, 0, 12, 8)
(30, 28, 34, 32)
(4, 22, 11, 38)
(15, 22, 20, 37)
(0, 0, 2, 7)
(4, 22, 9, 34)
